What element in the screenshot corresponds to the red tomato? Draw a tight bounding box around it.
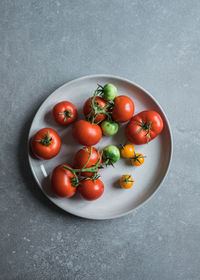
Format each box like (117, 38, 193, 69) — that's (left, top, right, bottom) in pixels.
(72, 120, 102, 146)
(78, 179, 104, 201)
(73, 147, 101, 177)
(31, 128, 61, 159)
(126, 110, 163, 144)
(53, 101, 77, 126)
(112, 95, 135, 123)
(51, 164, 76, 198)
(83, 97, 108, 123)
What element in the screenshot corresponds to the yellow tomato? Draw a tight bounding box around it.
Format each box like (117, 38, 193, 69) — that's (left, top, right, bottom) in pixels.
(120, 175, 134, 189)
(130, 153, 145, 166)
(120, 144, 135, 158)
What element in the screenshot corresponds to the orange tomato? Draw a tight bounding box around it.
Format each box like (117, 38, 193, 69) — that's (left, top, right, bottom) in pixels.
(120, 144, 135, 158)
(130, 153, 145, 166)
(120, 175, 134, 189)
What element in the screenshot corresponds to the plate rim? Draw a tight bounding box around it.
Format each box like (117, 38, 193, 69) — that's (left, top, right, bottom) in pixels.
(27, 74, 173, 220)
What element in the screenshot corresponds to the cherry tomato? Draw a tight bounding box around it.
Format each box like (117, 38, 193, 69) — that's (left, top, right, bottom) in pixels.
(53, 101, 77, 126)
(101, 120, 118, 136)
(73, 146, 102, 177)
(51, 164, 76, 197)
(120, 175, 134, 189)
(31, 128, 61, 159)
(102, 84, 117, 101)
(83, 96, 108, 123)
(103, 145, 120, 165)
(120, 144, 135, 158)
(78, 178, 104, 200)
(126, 110, 163, 144)
(72, 120, 102, 146)
(130, 153, 145, 166)
(112, 95, 135, 123)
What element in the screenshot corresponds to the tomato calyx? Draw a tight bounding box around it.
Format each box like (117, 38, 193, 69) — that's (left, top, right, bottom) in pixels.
(121, 175, 134, 186)
(130, 154, 146, 164)
(119, 144, 126, 150)
(70, 175, 80, 187)
(103, 158, 115, 167)
(35, 130, 52, 146)
(136, 120, 152, 140)
(58, 109, 72, 122)
(86, 85, 112, 124)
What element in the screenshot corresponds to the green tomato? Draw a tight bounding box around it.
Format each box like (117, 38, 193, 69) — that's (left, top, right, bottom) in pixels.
(102, 84, 117, 101)
(103, 145, 120, 165)
(101, 121, 118, 136)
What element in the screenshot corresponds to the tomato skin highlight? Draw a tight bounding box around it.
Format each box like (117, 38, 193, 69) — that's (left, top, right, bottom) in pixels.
(126, 110, 163, 144)
(53, 101, 77, 126)
(31, 128, 61, 160)
(112, 95, 135, 123)
(73, 147, 101, 177)
(83, 97, 108, 123)
(72, 120, 102, 146)
(78, 179, 104, 201)
(51, 164, 76, 198)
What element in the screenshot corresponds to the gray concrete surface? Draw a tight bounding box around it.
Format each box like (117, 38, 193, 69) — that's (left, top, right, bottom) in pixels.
(1, 0, 200, 279)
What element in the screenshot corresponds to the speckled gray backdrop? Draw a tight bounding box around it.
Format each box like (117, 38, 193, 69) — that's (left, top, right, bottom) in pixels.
(0, 0, 200, 279)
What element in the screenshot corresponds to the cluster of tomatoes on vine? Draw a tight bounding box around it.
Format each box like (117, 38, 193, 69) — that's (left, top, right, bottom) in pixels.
(31, 83, 164, 201)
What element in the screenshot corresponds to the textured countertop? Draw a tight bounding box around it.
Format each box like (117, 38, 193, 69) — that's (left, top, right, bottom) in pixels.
(1, 1, 200, 279)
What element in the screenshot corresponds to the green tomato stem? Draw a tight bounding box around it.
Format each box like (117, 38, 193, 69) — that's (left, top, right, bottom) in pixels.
(35, 130, 52, 146)
(62, 150, 103, 185)
(136, 120, 152, 141)
(82, 147, 93, 169)
(121, 175, 134, 185)
(87, 84, 112, 123)
(59, 110, 72, 122)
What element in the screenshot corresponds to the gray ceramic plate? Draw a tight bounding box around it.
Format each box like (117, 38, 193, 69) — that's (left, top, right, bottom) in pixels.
(28, 75, 172, 219)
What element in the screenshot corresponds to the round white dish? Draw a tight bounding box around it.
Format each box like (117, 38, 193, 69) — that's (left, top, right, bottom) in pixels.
(28, 75, 172, 219)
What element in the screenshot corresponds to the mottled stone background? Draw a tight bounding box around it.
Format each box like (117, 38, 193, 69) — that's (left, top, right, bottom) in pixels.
(0, 0, 200, 279)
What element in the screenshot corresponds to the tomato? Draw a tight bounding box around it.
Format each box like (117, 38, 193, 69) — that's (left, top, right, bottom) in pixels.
(126, 110, 163, 144)
(51, 164, 76, 197)
(31, 128, 61, 159)
(130, 153, 145, 166)
(72, 120, 102, 146)
(53, 101, 77, 126)
(83, 96, 108, 123)
(102, 84, 117, 101)
(103, 145, 120, 165)
(73, 146, 102, 177)
(101, 120, 118, 136)
(112, 95, 135, 123)
(78, 178, 104, 200)
(120, 144, 135, 158)
(120, 175, 134, 189)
